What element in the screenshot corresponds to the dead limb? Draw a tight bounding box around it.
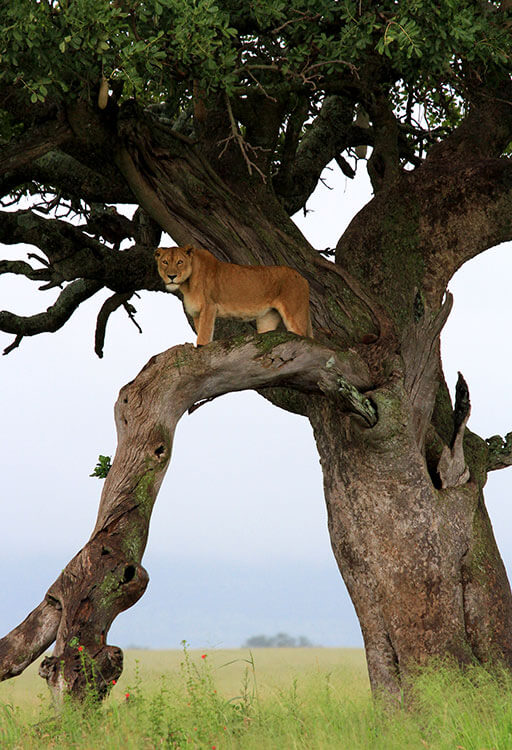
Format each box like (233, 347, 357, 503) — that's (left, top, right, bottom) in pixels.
(95, 292, 139, 359)
(437, 372, 471, 488)
(1, 280, 103, 354)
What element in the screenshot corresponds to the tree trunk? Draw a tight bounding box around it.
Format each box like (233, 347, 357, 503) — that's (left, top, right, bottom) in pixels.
(308, 369, 512, 697)
(2, 110, 512, 702)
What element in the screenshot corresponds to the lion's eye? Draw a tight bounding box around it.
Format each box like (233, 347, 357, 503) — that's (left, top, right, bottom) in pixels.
(162, 260, 168, 266)
(176, 260, 183, 266)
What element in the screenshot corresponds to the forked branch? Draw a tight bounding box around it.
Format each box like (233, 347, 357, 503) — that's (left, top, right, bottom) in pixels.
(1, 279, 103, 355)
(0, 333, 374, 702)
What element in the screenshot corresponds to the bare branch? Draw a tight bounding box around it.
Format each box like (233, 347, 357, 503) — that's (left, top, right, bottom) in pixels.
(0, 209, 106, 268)
(0, 599, 61, 681)
(218, 94, 268, 182)
(0, 258, 52, 284)
(437, 373, 471, 488)
(1, 279, 102, 354)
(94, 292, 137, 359)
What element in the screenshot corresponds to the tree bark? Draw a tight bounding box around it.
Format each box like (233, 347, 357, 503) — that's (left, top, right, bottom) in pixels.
(0, 334, 374, 701)
(3, 94, 512, 703)
(307, 381, 512, 696)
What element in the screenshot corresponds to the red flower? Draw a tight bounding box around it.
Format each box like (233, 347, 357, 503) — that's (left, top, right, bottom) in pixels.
(125, 692, 130, 699)
(77, 646, 83, 652)
(111, 680, 116, 685)
(201, 654, 207, 659)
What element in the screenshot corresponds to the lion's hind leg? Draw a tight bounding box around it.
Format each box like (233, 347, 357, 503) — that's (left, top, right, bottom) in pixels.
(256, 309, 281, 333)
(275, 300, 312, 337)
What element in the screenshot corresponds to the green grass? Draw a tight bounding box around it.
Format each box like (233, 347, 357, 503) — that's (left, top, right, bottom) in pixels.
(1, 647, 512, 748)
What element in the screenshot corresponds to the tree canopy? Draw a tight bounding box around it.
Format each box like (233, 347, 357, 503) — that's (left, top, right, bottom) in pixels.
(1, 0, 512, 355)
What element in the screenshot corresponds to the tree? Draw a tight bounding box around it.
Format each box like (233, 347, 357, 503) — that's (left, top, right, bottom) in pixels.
(1, 0, 512, 702)
(244, 633, 314, 647)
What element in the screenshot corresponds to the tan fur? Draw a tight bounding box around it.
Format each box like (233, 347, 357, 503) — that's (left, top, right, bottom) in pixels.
(155, 244, 313, 346)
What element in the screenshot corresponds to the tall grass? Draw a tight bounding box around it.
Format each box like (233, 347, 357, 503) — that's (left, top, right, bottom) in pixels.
(1, 647, 512, 748)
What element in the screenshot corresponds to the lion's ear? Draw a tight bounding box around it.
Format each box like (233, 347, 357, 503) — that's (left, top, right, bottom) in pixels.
(184, 245, 194, 256)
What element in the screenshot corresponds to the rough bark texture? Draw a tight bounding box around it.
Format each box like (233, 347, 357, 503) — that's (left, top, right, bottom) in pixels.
(2, 5, 512, 701)
(0, 334, 375, 701)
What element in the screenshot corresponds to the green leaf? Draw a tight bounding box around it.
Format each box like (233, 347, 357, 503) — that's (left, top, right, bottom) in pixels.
(90, 454, 112, 479)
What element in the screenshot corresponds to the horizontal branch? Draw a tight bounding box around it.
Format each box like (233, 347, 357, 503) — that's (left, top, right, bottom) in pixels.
(94, 332, 375, 533)
(0, 258, 52, 284)
(0, 279, 102, 353)
(28, 150, 134, 205)
(0, 209, 106, 267)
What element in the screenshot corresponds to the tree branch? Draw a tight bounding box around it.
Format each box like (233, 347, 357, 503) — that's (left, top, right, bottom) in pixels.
(0, 599, 61, 681)
(0, 209, 107, 268)
(27, 150, 134, 205)
(0, 333, 374, 698)
(95, 292, 135, 359)
(1, 279, 102, 353)
(0, 118, 72, 177)
(486, 432, 512, 471)
(0, 258, 52, 285)
(420, 156, 512, 297)
(273, 96, 355, 215)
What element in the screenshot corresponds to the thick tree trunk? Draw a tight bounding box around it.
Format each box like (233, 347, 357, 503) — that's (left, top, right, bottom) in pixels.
(308, 375, 512, 697)
(3, 107, 512, 703)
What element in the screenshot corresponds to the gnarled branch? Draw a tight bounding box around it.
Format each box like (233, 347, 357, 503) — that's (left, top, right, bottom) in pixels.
(0, 333, 374, 701)
(95, 292, 140, 359)
(274, 96, 355, 215)
(0, 209, 107, 268)
(486, 432, 512, 471)
(1, 279, 102, 354)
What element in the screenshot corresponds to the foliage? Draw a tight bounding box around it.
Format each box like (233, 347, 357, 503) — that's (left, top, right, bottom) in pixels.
(3, 649, 512, 748)
(1, 1, 511, 133)
(89, 454, 112, 479)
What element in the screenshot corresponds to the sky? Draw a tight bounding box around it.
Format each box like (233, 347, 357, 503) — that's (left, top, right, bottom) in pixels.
(1, 162, 512, 652)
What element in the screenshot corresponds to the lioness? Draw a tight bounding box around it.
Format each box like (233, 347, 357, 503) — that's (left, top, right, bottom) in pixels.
(155, 244, 313, 346)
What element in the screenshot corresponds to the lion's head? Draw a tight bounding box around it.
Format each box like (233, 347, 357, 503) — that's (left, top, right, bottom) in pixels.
(155, 245, 194, 290)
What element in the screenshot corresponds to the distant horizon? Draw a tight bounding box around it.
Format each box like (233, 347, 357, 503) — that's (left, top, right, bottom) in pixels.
(1, 551, 364, 652)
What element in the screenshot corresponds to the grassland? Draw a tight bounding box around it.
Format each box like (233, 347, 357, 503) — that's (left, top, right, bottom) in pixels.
(2, 647, 512, 748)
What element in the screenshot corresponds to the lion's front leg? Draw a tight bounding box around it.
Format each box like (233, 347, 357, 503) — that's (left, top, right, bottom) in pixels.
(195, 305, 217, 346)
